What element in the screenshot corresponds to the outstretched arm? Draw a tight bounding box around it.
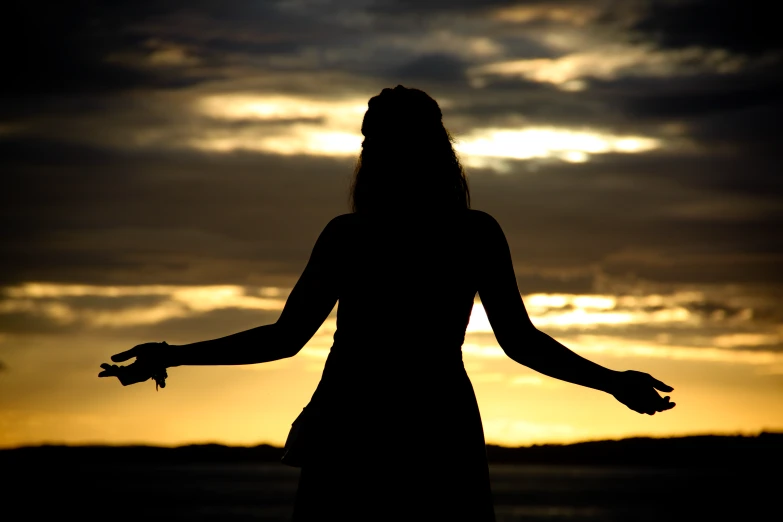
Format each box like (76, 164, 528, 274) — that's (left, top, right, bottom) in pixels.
(474, 211, 675, 415)
(101, 217, 343, 380)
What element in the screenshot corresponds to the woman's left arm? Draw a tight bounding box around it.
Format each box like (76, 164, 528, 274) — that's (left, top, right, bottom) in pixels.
(104, 216, 344, 374)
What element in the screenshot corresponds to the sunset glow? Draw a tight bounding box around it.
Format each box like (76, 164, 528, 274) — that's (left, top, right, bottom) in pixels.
(2, 280, 781, 447)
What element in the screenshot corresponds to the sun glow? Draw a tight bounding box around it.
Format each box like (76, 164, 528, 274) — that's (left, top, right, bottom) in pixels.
(190, 93, 663, 165)
(198, 94, 367, 124)
(191, 94, 367, 156)
(455, 127, 661, 165)
(2, 282, 782, 447)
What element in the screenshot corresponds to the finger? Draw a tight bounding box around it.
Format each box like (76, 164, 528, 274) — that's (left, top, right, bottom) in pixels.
(111, 348, 137, 363)
(650, 376, 673, 392)
(98, 365, 118, 377)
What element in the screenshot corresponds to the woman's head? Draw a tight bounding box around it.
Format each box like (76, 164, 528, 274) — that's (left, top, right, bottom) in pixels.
(350, 85, 470, 214)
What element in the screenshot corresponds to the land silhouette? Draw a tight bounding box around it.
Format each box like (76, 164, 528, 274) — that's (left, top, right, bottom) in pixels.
(2, 434, 779, 521)
(2, 433, 780, 467)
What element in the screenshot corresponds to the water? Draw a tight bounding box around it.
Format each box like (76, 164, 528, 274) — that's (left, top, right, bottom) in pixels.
(7, 462, 771, 521)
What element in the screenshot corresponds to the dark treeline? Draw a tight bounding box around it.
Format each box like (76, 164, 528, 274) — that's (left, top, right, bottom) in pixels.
(3, 432, 780, 468)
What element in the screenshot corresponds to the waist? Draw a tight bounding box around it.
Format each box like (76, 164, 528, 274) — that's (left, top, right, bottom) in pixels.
(333, 327, 466, 352)
(326, 340, 464, 367)
(313, 346, 472, 408)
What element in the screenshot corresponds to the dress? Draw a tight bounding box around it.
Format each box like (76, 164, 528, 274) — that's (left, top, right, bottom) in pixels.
(291, 210, 495, 521)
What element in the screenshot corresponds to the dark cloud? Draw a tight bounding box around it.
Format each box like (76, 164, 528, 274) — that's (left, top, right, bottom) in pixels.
(135, 308, 288, 343)
(0, 1, 360, 103)
(1, 0, 779, 298)
(592, 71, 783, 121)
(4, 134, 779, 293)
(470, 154, 783, 290)
(584, 67, 783, 156)
(393, 54, 469, 84)
(631, 1, 783, 55)
(2, 3, 202, 97)
(60, 295, 171, 311)
(515, 272, 595, 295)
(1, 143, 352, 287)
(446, 83, 609, 134)
(0, 298, 283, 340)
(368, 0, 576, 16)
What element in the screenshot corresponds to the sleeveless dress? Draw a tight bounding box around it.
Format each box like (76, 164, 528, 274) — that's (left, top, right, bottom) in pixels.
(291, 210, 495, 521)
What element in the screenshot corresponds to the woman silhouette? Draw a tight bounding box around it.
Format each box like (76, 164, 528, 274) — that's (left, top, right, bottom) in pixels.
(100, 85, 675, 521)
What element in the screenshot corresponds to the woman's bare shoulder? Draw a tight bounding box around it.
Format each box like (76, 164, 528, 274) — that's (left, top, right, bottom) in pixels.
(319, 213, 362, 243)
(328, 213, 357, 226)
(466, 209, 502, 232)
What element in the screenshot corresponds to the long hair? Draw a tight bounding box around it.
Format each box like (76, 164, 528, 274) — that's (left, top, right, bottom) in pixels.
(349, 86, 470, 214)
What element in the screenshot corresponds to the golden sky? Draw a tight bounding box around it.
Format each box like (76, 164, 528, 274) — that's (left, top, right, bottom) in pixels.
(1, 282, 781, 448)
(1, 1, 781, 448)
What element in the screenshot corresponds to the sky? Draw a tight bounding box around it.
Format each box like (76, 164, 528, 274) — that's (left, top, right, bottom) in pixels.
(1, 0, 782, 448)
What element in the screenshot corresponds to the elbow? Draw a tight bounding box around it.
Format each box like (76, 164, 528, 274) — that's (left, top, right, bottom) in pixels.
(272, 322, 306, 359)
(276, 342, 303, 361)
(498, 326, 539, 363)
(280, 345, 302, 359)
(501, 345, 527, 365)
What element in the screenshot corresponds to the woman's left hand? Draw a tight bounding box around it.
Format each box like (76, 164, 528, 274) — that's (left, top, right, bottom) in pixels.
(609, 370, 676, 415)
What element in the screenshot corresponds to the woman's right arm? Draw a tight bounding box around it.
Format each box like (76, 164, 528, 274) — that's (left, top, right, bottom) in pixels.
(100, 215, 345, 384)
(473, 211, 675, 415)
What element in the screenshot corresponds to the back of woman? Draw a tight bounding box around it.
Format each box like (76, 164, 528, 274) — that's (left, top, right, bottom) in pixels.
(294, 209, 495, 521)
(335, 210, 478, 362)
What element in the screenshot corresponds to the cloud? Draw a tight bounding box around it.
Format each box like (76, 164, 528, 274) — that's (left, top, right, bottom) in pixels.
(463, 335, 783, 367)
(0, 0, 779, 308)
(0, 283, 287, 331)
(3, 1, 779, 161)
(461, 281, 783, 369)
(2, 281, 779, 366)
(394, 53, 471, 83)
(456, 127, 660, 166)
(0, 146, 353, 287)
(469, 287, 781, 333)
(1, 0, 781, 453)
(3, 279, 778, 340)
(629, 1, 783, 55)
(2, 141, 780, 293)
(0, 3, 220, 100)
(468, 44, 751, 88)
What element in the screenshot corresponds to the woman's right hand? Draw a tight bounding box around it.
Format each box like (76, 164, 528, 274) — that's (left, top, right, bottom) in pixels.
(98, 342, 171, 387)
(610, 370, 676, 415)
(98, 360, 157, 386)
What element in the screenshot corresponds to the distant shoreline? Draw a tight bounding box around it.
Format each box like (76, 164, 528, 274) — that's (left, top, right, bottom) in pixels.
(2, 432, 780, 468)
